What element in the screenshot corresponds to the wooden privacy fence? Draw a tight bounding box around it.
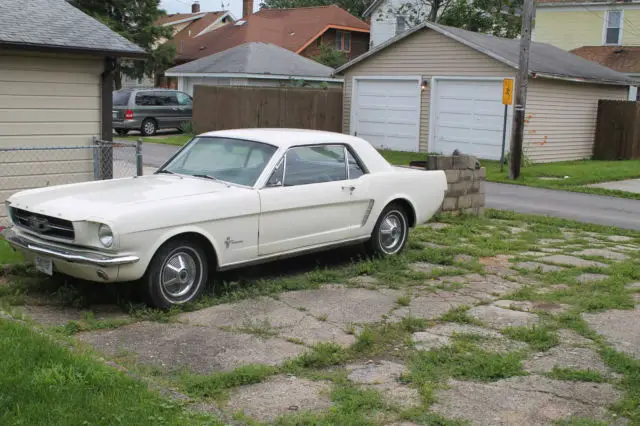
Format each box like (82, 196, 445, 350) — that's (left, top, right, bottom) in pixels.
(593, 100, 640, 160)
(192, 86, 343, 134)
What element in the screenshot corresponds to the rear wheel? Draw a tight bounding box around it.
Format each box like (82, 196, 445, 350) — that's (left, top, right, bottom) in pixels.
(142, 238, 209, 309)
(141, 118, 157, 136)
(365, 203, 409, 257)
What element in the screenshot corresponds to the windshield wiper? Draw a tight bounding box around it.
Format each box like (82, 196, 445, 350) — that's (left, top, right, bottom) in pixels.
(192, 174, 217, 180)
(156, 170, 175, 175)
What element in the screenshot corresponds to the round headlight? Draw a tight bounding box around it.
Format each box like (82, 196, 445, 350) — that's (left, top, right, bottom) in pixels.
(98, 224, 113, 248)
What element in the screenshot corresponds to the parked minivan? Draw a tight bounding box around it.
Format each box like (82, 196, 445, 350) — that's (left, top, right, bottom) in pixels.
(113, 89, 193, 136)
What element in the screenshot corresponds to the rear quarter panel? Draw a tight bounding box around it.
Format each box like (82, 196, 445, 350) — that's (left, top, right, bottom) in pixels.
(357, 167, 447, 233)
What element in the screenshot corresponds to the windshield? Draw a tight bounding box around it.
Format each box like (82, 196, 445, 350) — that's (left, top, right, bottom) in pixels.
(160, 137, 278, 187)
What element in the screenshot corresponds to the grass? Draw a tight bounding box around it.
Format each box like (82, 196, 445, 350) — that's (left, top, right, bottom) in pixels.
(440, 306, 480, 325)
(0, 318, 222, 426)
(547, 367, 605, 383)
(0, 237, 22, 265)
(180, 364, 278, 401)
(484, 158, 640, 200)
(119, 133, 192, 146)
(502, 325, 560, 351)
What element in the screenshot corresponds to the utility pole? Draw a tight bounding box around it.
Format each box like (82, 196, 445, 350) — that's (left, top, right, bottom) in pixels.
(509, 0, 535, 180)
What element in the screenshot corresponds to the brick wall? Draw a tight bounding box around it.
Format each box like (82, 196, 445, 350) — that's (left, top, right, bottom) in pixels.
(427, 155, 486, 216)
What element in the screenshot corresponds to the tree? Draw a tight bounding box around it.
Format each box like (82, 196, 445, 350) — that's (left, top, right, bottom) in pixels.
(69, 0, 175, 89)
(260, 0, 372, 19)
(312, 43, 349, 69)
(382, 0, 521, 38)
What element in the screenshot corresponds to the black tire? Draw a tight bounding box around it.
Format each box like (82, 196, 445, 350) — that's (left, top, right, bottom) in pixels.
(115, 129, 129, 136)
(365, 203, 409, 258)
(141, 118, 157, 136)
(142, 238, 209, 309)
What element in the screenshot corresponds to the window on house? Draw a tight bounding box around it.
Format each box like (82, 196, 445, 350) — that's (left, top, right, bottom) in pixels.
(396, 16, 406, 35)
(605, 10, 623, 45)
(336, 31, 351, 52)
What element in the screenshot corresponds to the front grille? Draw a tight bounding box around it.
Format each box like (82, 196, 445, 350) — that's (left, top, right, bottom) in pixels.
(10, 208, 75, 240)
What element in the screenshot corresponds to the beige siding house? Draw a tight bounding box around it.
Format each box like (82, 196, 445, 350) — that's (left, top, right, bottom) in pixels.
(336, 22, 632, 163)
(0, 0, 145, 225)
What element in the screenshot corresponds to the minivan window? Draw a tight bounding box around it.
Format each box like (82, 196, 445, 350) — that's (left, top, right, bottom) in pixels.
(135, 92, 156, 106)
(157, 92, 179, 106)
(113, 91, 131, 106)
(177, 92, 192, 106)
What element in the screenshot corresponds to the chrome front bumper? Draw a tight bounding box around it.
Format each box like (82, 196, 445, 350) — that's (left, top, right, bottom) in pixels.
(1, 227, 139, 267)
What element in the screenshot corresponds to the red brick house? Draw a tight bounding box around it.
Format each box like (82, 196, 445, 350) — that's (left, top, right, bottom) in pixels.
(176, 3, 370, 64)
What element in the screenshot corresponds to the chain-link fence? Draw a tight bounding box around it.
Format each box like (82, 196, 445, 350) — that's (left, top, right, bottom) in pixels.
(0, 138, 144, 226)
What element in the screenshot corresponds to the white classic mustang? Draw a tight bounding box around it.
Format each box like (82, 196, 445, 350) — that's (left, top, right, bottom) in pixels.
(2, 129, 447, 308)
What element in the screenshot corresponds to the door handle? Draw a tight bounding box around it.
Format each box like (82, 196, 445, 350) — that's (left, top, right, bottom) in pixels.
(342, 185, 356, 193)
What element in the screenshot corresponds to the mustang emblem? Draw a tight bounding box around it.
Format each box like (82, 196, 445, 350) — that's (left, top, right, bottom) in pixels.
(224, 236, 243, 248)
(28, 216, 50, 233)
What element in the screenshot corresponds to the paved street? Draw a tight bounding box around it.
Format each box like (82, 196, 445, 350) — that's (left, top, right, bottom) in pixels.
(128, 141, 640, 230)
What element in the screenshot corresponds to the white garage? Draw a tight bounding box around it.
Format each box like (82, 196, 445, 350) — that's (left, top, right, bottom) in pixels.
(430, 78, 511, 160)
(336, 21, 632, 163)
(350, 77, 421, 152)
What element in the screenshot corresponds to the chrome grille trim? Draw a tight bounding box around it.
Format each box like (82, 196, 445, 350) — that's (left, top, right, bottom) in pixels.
(9, 207, 75, 240)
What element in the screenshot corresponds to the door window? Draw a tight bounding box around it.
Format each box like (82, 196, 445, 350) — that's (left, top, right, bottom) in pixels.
(282, 145, 347, 186)
(156, 92, 179, 106)
(347, 150, 365, 179)
(135, 92, 155, 106)
(177, 92, 192, 106)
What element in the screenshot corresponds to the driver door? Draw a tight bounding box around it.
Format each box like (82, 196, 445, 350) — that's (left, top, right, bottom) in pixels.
(258, 144, 358, 256)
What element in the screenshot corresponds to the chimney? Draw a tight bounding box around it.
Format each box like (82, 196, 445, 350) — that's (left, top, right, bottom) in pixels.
(192, 1, 201, 13)
(243, 0, 253, 19)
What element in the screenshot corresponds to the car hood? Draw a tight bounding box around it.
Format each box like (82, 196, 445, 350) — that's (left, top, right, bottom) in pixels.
(7, 174, 238, 222)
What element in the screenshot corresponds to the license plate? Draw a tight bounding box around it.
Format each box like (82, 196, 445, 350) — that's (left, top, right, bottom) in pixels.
(34, 255, 53, 276)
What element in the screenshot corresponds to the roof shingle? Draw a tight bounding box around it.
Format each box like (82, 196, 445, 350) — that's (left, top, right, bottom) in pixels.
(165, 42, 336, 77)
(0, 0, 145, 56)
(571, 45, 640, 74)
(157, 11, 229, 45)
(336, 22, 634, 86)
(176, 5, 369, 61)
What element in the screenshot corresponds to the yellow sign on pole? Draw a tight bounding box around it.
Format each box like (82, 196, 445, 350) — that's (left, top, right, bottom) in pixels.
(502, 78, 514, 105)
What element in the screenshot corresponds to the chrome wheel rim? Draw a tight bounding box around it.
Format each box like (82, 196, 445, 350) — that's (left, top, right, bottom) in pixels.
(160, 248, 201, 300)
(379, 211, 406, 254)
(144, 121, 155, 134)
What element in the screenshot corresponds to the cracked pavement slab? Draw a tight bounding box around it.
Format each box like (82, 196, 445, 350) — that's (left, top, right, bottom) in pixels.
(432, 376, 623, 425)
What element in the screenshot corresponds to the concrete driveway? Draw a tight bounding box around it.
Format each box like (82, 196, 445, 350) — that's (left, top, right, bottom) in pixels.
(127, 141, 640, 230)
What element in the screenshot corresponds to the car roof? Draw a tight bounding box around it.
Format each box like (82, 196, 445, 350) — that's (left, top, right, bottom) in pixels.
(199, 128, 360, 148)
(197, 128, 394, 172)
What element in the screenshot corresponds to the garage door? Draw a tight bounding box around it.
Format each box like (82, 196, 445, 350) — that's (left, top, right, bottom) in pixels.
(431, 79, 511, 160)
(352, 78, 420, 152)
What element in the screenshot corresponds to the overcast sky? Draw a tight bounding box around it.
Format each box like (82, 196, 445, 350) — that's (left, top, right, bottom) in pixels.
(160, 0, 261, 20)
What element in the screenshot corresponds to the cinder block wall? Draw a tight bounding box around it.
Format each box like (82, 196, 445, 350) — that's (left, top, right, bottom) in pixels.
(427, 155, 486, 216)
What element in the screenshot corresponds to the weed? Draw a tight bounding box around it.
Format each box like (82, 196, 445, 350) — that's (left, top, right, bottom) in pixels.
(502, 325, 559, 351)
(396, 295, 411, 306)
(547, 367, 605, 383)
(440, 306, 480, 325)
(181, 364, 277, 401)
(317, 314, 328, 322)
(284, 343, 348, 371)
(234, 319, 280, 339)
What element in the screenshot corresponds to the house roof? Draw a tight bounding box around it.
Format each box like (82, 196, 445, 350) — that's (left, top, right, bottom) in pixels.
(571, 45, 640, 75)
(335, 22, 635, 86)
(0, 0, 145, 57)
(165, 42, 337, 79)
(176, 5, 369, 61)
(156, 11, 231, 45)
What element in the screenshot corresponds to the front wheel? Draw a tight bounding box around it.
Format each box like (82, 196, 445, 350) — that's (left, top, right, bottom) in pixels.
(365, 203, 409, 257)
(142, 238, 209, 309)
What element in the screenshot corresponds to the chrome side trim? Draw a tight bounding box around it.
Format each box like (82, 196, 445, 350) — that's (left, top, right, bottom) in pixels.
(218, 235, 370, 271)
(1, 227, 139, 267)
(361, 200, 375, 227)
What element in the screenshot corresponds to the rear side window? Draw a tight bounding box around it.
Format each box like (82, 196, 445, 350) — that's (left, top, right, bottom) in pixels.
(135, 92, 155, 106)
(156, 92, 179, 106)
(113, 91, 131, 106)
